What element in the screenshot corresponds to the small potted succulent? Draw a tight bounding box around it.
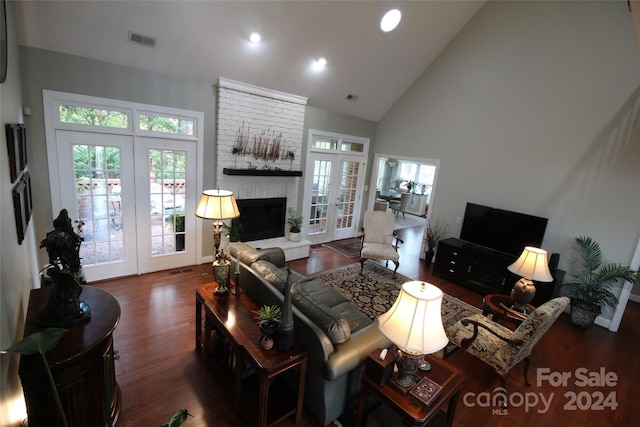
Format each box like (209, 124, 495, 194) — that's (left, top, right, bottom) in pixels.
(253, 304, 282, 350)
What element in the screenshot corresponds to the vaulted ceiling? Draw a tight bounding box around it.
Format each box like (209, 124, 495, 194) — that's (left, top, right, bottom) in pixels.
(12, 1, 485, 121)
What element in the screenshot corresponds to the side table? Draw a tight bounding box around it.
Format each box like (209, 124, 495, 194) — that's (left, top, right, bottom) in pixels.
(196, 282, 308, 427)
(356, 349, 464, 427)
(482, 294, 533, 328)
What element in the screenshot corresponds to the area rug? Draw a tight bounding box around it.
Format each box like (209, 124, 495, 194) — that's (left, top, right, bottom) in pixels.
(323, 237, 362, 258)
(310, 260, 481, 345)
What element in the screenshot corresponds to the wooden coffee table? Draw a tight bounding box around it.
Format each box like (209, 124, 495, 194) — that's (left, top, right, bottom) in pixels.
(356, 350, 464, 427)
(196, 282, 308, 427)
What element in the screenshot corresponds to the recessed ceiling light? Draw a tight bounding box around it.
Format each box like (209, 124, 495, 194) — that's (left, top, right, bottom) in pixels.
(380, 9, 401, 32)
(312, 57, 327, 71)
(249, 32, 262, 43)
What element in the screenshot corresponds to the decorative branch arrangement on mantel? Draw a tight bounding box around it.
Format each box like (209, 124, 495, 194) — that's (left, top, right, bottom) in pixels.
(232, 122, 296, 162)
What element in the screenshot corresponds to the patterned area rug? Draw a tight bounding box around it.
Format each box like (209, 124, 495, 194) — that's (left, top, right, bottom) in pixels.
(323, 237, 362, 258)
(310, 260, 481, 342)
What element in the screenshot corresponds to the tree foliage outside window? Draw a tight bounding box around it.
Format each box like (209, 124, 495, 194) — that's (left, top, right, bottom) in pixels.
(60, 105, 128, 128)
(73, 145, 121, 180)
(139, 114, 194, 136)
(150, 149, 186, 180)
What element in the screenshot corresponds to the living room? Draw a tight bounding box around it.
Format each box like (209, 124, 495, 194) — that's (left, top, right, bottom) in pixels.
(1, 1, 639, 426)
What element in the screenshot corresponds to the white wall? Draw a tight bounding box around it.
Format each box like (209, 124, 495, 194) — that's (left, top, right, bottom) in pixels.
(375, 1, 640, 318)
(1, 2, 38, 425)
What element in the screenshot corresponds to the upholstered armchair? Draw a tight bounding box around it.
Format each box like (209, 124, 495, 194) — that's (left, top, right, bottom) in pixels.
(359, 211, 403, 277)
(449, 296, 570, 387)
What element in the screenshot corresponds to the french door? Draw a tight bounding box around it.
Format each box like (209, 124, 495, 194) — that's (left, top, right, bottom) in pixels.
(44, 90, 203, 282)
(304, 131, 368, 245)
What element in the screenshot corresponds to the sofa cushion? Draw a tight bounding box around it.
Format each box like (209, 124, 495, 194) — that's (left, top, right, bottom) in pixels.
(232, 242, 266, 265)
(251, 260, 288, 293)
(291, 285, 351, 344)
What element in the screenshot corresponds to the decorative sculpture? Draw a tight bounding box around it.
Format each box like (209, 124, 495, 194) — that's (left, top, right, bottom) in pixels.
(37, 209, 90, 327)
(277, 266, 295, 351)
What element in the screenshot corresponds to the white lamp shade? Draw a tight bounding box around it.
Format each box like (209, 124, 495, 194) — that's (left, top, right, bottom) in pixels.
(378, 281, 449, 354)
(507, 246, 553, 282)
(195, 189, 240, 220)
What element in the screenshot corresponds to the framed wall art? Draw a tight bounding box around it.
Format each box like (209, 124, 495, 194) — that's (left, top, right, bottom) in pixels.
(12, 171, 32, 245)
(0, 0, 7, 84)
(5, 123, 26, 183)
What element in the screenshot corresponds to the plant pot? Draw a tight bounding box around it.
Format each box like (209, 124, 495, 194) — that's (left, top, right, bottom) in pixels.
(288, 231, 301, 242)
(424, 248, 435, 268)
(569, 301, 600, 329)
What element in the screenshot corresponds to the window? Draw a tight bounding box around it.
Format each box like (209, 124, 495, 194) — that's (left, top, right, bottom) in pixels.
(139, 114, 194, 136)
(59, 105, 129, 128)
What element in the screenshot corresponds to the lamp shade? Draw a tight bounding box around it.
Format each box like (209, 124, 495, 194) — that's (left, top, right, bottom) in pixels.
(195, 189, 240, 221)
(507, 246, 553, 282)
(378, 281, 449, 355)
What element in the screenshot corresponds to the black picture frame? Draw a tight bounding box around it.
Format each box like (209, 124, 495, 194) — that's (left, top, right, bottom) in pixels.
(0, 0, 7, 84)
(13, 172, 32, 245)
(5, 123, 26, 183)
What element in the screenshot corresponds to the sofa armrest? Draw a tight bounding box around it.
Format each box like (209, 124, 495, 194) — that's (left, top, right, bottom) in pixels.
(257, 247, 286, 268)
(323, 322, 391, 381)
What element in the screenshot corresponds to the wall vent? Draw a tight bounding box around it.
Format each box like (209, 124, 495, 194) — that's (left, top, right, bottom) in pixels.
(346, 94, 358, 101)
(128, 31, 157, 48)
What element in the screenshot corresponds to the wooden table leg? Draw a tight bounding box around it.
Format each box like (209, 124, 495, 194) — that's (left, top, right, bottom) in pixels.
(355, 386, 368, 427)
(258, 375, 270, 427)
(444, 389, 461, 427)
(295, 360, 307, 424)
(195, 297, 202, 350)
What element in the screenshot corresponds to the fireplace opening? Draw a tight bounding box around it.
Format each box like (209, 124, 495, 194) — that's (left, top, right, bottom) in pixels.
(233, 197, 286, 241)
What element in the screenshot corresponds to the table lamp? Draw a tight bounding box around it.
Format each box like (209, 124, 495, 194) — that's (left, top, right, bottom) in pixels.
(195, 189, 240, 293)
(507, 246, 553, 313)
(378, 281, 449, 389)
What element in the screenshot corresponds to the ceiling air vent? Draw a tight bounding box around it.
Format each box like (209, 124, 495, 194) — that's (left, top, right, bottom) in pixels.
(128, 31, 157, 48)
(346, 94, 358, 102)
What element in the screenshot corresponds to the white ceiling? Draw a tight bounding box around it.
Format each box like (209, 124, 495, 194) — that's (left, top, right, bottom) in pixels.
(12, 1, 485, 121)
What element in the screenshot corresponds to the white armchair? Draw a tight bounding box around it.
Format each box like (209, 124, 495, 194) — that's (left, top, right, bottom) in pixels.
(359, 211, 403, 277)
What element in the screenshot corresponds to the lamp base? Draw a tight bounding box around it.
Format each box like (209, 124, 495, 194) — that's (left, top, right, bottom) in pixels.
(510, 278, 536, 313)
(393, 348, 424, 389)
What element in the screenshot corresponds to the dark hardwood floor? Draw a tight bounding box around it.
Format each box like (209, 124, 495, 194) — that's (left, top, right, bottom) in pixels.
(94, 225, 640, 427)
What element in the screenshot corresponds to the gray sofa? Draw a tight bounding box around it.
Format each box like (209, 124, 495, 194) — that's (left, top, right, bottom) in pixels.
(230, 242, 391, 426)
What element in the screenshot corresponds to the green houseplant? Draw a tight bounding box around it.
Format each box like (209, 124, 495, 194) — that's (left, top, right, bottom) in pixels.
(286, 207, 303, 242)
(166, 211, 186, 251)
(563, 236, 637, 329)
(253, 304, 282, 349)
(425, 219, 449, 267)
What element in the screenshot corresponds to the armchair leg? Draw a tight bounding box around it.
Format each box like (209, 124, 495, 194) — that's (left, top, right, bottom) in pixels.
(359, 259, 365, 276)
(392, 261, 399, 278)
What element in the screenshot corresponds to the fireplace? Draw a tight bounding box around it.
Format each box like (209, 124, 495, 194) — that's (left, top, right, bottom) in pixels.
(234, 197, 286, 241)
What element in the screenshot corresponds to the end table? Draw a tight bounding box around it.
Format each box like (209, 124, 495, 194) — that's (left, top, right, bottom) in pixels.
(356, 349, 464, 427)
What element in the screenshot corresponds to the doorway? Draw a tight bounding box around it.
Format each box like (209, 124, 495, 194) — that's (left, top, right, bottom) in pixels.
(302, 130, 368, 245)
(44, 91, 203, 281)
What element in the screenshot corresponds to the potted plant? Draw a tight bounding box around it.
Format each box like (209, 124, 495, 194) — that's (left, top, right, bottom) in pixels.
(425, 219, 449, 268)
(287, 207, 303, 242)
(167, 211, 186, 251)
(222, 219, 243, 242)
(563, 236, 637, 329)
(404, 180, 416, 193)
(253, 304, 282, 349)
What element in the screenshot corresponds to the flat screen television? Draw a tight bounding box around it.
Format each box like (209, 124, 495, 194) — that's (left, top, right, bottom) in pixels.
(459, 202, 548, 257)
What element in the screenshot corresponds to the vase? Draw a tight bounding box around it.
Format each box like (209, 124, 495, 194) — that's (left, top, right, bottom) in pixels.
(213, 262, 230, 294)
(259, 325, 277, 350)
(425, 248, 435, 268)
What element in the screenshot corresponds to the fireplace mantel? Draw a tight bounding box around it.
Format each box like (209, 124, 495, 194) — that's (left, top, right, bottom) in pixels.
(223, 168, 302, 177)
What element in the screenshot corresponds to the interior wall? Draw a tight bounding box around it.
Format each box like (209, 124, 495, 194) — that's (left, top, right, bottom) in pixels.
(18, 46, 218, 264)
(375, 1, 640, 316)
(1, 2, 36, 424)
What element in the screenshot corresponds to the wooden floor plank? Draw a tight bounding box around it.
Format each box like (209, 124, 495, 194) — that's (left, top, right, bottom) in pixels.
(94, 226, 640, 427)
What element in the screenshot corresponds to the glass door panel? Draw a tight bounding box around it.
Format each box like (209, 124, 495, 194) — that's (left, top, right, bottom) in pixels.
(332, 156, 363, 241)
(56, 130, 137, 281)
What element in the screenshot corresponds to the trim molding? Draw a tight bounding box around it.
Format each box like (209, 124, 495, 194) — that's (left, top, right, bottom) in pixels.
(218, 77, 308, 105)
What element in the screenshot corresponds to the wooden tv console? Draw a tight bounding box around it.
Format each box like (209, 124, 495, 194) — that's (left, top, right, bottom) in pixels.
(433, 238, 565, 306)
